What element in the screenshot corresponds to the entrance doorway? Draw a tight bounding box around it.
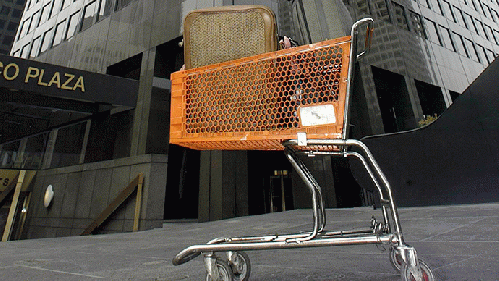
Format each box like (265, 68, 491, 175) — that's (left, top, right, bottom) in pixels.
(372, 66, 416, 133)
(164, 145, 200, 220)
(248, 151, 294, 215)
(267, 170, 293, 213)
(414, 79, 446, 116)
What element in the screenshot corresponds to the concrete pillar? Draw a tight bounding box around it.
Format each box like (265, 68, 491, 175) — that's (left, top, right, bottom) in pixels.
(198, 150, 249, 222)
(41, 129, 58, 169)
(405, 76, 424, 122)
(130, 48, 156, 157)
(79, 120, 92, 164)
(13, 138, 27, 169)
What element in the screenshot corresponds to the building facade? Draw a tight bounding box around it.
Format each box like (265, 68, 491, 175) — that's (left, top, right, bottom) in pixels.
(0, 0, 26, 55)
(1, 0, 498, 238)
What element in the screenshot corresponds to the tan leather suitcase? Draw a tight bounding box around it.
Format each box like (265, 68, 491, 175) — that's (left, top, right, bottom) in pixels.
(183, 5, 278, 69)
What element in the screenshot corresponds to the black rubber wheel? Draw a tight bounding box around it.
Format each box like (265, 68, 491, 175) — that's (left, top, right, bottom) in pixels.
(206, 257, 234, 281)
(402, 259, 435, 281)
(228, 252, 251, 281)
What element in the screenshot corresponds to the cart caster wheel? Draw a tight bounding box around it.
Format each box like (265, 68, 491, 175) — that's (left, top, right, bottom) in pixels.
(206, 258, 234, 281)
(228, 251, 251, 281)
(402, 259, 435, 281)
(389, 246, 404, 271)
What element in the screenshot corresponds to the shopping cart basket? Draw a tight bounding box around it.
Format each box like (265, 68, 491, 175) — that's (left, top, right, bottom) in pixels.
(170, 16, 434, 281)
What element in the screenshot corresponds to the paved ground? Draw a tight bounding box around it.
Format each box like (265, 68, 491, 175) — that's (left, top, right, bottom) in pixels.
(0, 203, 498, 280)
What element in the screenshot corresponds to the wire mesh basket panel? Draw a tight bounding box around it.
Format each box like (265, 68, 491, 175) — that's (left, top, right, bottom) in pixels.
(170, 36, 352, 150)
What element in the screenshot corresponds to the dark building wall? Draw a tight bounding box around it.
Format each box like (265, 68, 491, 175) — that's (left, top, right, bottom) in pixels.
(354, 58, 499, 206)
(0, 0, 26, 55)
(23, 154, 167, 238)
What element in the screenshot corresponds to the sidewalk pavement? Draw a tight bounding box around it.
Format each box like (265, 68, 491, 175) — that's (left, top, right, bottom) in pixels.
(0, 203, 497, 280)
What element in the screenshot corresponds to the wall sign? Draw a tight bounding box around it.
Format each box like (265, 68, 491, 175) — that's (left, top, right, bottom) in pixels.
(0, 54, 139, 107)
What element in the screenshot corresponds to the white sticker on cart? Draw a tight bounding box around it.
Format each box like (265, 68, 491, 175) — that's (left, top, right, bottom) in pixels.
(300, 105, 336, 127)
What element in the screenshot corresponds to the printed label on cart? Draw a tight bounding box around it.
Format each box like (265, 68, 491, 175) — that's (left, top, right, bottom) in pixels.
(300, 104, 336, 127)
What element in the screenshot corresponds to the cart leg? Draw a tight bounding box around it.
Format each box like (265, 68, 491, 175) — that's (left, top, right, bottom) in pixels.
(284, 147, 326, 239)
(346, 140, 435, 280)
(349, 140, 405, 245)
(343, 151, 391, 230)
(204, 253, 217, 280)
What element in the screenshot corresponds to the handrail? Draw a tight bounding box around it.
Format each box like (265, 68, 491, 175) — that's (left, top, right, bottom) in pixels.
(81, 173, 144, 235)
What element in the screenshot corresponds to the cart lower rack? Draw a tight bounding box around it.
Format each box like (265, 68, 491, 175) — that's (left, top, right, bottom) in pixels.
(170, 18, 434, 281)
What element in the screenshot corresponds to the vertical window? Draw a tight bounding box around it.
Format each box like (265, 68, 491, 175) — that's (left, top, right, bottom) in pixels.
(477, 1, 486, 15)
(441, 1, 456, 22)
(60, 0, 67, 11)
(28, 10, 41, 33)
(115, 0, 132, 11)
(468, 16, 480, 35)
(439, 26, 455, 51)
(52, 0, 63, 14)
(20, 17, 31, 37)
(454, 7, 466, 27)
(52, 20, 66, 46)
(484, 49, 496, 64)
(492, 10, 499, 23)
(463, 38, 479, 62)
(459, 10, 470, 29)
(462, 12, 473, 30)
(483, 24, 493, 41)
(80, 1, 98, 31)
(40, 2, 53, 23)
(7, 22, 17, 31)
(99, 0, 115, 18)
(409, 11, 426, 38)
(474, 44, 486, 64)
(40, 28, 53, 53)
(65, 11, 81, 40)
(493, 29, 499, 45)
(482, 4, 492, 19)
(21, 43, 30, 58)
(0, 6, 11, 15)
(12, 9, 21, 18)
(372, 0, 390, 22)
(428, 0, 442, 15)
(470, 0, 479, 11)
(424, 18, 442, 45)
(452, 32, 469, 57)
(420, 0, 431, 8)
(356, 0, 370, 15)
(391, 2, 409, 30)
(471, 18, 485, 38)
(2, 36, 13, 45)
(30, 35, 41, 57)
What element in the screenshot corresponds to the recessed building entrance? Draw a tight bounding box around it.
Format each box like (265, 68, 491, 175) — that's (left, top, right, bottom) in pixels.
(372, 66, 416, 133)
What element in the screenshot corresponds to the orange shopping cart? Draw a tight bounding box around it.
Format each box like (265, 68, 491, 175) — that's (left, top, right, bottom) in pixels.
(170, 9, 434, 281)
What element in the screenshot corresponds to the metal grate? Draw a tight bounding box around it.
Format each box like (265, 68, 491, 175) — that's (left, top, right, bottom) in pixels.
(170, 37, 352, 150)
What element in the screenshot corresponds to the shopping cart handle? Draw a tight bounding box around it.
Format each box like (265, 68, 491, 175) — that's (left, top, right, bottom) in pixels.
(352, 18, 374, 59)
(173, 249, 201, 266)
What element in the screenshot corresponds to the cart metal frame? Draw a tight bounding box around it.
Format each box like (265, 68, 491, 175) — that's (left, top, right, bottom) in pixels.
(172, 18, 434, 281)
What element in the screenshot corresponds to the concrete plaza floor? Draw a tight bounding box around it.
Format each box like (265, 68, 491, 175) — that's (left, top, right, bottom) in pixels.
(0, 203, 497, 280)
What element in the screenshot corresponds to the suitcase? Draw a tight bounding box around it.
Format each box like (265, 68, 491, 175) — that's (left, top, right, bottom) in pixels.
(183, 5, 278, 69)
